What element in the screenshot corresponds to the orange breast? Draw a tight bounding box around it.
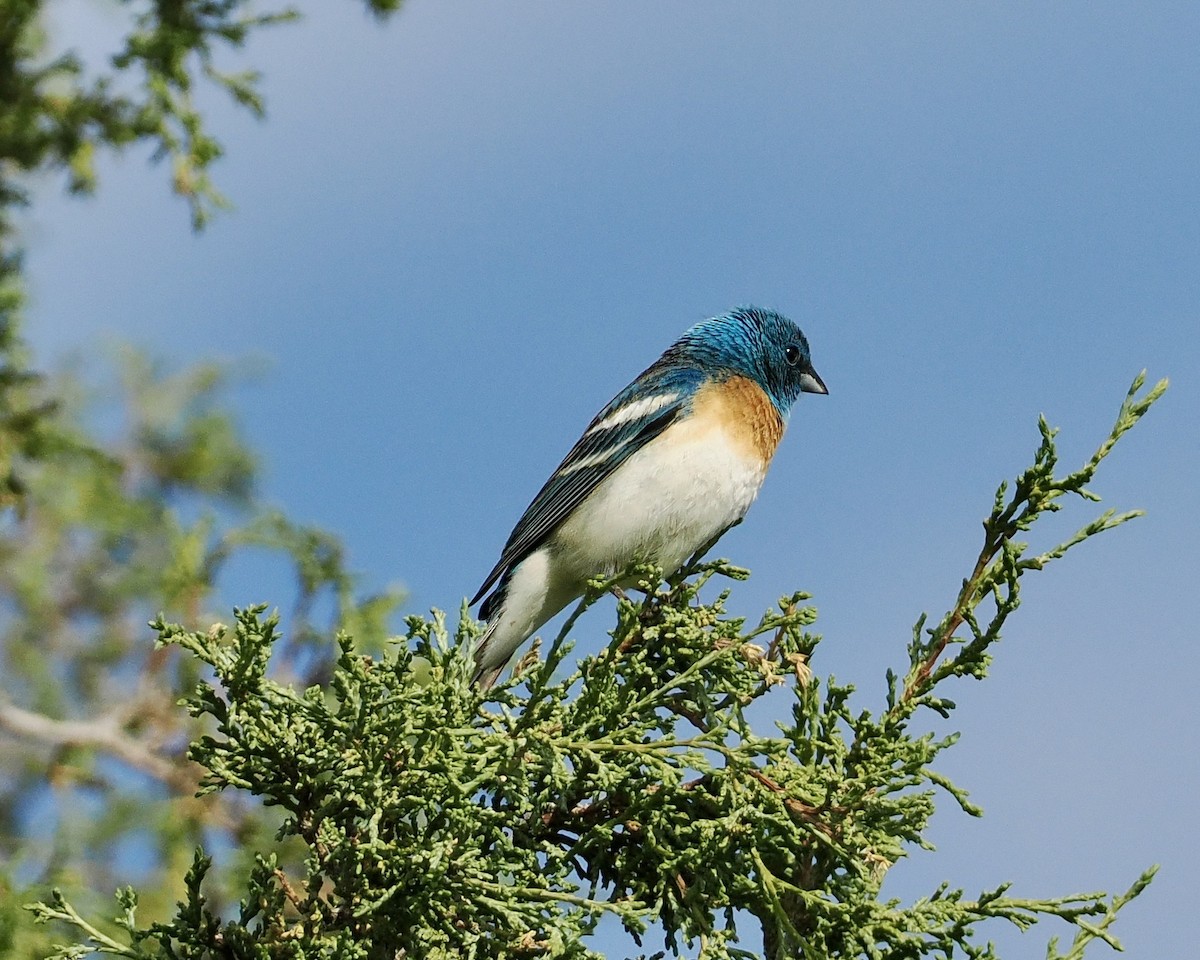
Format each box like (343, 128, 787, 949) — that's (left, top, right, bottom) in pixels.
(690, 375, 785, 465)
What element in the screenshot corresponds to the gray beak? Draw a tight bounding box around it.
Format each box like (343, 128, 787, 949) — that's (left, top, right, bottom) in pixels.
(799, 364, 828, 396)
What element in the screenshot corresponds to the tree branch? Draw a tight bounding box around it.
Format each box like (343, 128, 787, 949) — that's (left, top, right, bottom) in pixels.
(0, 699, 197, 792)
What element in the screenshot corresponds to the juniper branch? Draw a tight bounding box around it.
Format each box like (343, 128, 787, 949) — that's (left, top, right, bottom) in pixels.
(899, 372, 1167, 709)
(25, 376, 1164, 959)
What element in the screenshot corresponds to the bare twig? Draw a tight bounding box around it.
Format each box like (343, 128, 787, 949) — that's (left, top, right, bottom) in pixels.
(901, 541, 997, 702)
(0, 698, 198, 792)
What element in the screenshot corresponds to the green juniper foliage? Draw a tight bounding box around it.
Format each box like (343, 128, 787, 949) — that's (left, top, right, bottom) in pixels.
(26, 374, 1165, 959)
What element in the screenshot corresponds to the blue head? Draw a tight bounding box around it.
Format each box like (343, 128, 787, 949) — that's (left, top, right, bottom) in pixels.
(669, 306, 827, 414)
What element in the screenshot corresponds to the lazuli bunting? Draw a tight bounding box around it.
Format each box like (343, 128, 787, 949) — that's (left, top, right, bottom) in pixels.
(470, 306, 827, 687)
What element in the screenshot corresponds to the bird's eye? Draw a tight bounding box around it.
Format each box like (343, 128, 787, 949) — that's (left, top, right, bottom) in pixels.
(785, 344, 803, 366)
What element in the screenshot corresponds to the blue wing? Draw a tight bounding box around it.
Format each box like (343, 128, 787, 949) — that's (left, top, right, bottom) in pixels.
(471, 363, 703, 612)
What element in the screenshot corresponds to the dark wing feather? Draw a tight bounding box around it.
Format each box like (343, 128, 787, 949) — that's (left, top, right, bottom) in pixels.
(471, 368, 699, 607)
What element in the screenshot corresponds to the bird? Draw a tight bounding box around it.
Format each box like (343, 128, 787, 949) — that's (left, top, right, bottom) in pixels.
(468, 306, 827, 687)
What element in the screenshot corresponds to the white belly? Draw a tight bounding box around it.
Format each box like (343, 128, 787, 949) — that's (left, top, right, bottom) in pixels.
(473, 413, 773, 682)
(551, 417, 768, 580)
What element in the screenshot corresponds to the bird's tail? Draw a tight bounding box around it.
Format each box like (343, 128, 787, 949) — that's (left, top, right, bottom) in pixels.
(472, 662, 504, 689)
(470, 616, 507, 688)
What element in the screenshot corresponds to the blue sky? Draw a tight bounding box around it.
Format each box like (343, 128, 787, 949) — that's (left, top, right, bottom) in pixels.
(20, 1, 1199, 955)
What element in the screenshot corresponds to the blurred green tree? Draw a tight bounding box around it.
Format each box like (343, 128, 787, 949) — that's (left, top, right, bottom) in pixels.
(0, 345, 403, 958)
(0, 2, 405, 955)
